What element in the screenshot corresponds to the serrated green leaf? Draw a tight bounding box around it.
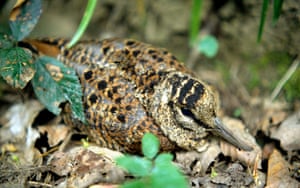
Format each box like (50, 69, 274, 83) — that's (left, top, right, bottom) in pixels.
(0, 33, 14, 49)
(142, 133, 159, 159)
(0, 47, 34, 89)
(116, 156, 152, 177)
(155, 153, 173, 164)
(9, 0, 42, 41)
(197, 35, 218, 58)
(32, 56, 85, 122)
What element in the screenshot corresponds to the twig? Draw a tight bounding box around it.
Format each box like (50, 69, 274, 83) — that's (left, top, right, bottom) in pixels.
(270, 59, 299, 101)
(27, 181, 53, 187)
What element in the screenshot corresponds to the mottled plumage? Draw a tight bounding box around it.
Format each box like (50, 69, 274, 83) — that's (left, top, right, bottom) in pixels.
(24, 38, 252, 153)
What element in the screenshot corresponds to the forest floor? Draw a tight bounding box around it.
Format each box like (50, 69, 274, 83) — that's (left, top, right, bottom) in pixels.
(0, 1, 299, 187)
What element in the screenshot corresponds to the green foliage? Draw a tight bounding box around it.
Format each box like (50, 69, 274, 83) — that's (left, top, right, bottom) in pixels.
(10, 154, 20, 164)
(246, 51, 299, 102)
(67, 0, 97, 48)
(0, 47, 34, 89)
(257, 0, 283, 42)
(117, 156, 152, 177)
(0, 34, 14, 49)
(283, 68, 300, 102)
(116, 133, 188, 188)
(142, 132, 159, 159)
(189, 0, 202, 45)
(210, 167, 218, 178)
(233, 108, 242, 118)
(189, 0, 218, 58)
(9, 0, 42, 41)
(0, 0, 86, 122)
(196, 35, 218, 58)
(273, 0, 283, 24)
(32, 56, 85, 122)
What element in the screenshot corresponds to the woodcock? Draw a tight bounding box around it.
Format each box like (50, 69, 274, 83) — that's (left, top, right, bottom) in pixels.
(22, 38, 252, 153)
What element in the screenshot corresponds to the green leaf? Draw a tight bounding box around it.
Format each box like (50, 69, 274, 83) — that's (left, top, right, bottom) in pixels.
(273, 0, 283, 24)
(121, 179, 148, 188)
(154, 153, 173, 164)
(9, 0, 42, 41)
(0, 33, 14, 49)
(151, 161, 188, 188)
(210, 167, 218, 178)
(197, 35, 218, 58)
(257, 0, 269, 42)
(189, 0, 203, 45)
(67, 0, 97, 48)
(116, 156, 152, 177)
(233, 108, 242, 118)
(32, 56, 85, 122)
(0, 47, 34, 89)
(142, 133, 159, 159)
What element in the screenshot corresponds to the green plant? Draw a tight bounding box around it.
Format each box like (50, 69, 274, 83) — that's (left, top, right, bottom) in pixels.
(257, 0, 283, 42)
(0, 0, 97, 122)
(189, 0, 219, 58)
(283, 68, 300, 102)
(116, 133, 188, 188)
(67, 0, 97, 48)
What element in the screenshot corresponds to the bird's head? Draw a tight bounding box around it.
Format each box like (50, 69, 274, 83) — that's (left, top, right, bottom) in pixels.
(152, 72, 252, 152)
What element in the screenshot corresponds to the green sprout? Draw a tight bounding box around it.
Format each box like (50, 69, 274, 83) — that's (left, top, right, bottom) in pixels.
(116, 133, 189, 188)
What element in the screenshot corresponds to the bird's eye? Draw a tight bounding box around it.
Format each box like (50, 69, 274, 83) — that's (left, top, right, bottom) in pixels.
(180, 108, 208, 128)
(181, 108, 194, 118)
(181, 108, 196, 120)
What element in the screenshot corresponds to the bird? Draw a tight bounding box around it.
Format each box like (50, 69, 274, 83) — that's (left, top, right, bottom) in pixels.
(21, 38, 252, 153)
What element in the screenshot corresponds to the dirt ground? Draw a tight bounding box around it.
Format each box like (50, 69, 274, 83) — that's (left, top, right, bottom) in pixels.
(0, 1, 299, 187)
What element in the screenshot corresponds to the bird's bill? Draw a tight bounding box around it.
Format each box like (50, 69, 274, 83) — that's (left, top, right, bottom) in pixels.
(213, 117, 253, 151)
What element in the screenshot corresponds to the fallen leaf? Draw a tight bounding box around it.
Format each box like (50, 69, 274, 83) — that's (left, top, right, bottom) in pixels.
(175, 140, 221, 176)
(220, 117, 262, 167)
(260, 109, 287, 134)
(266, 149, 299, 188)
(0, 100, 43, 145)
(37, 123, 70, 147)
(48, 146, 126, 187)
(211, 163, 253, 187)
(270, 110, 300, 151)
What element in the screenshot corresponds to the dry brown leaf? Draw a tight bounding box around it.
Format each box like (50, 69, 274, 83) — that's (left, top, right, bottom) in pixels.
(37, 123, 71, 147)
(48, 146, 126, 187)
(220, 117, 262, 168)
(0, 100, 43, 143)
(260, 109, 287, 134)
(270, 110, 300, 151)
(1, 143, 17, 153)
(175, 140, 221, 176)
(0, 100, 44, 166)
(211, 163, 253, 187)
(262, 143, 276, 159)
(220, 141, 262, 169)
(266, 149, 299, 188)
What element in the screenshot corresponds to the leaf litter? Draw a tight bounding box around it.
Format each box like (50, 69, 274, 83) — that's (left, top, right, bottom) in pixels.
(0, 90, 300, 187)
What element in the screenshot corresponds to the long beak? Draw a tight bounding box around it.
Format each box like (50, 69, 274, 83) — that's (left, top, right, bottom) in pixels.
(214, 118, 253, 151)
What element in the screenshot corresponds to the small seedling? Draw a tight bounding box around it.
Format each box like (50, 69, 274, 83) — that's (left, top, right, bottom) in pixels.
(10, 154, 20, 164)
(81, 138, 90, 148)
(116, 133, 189, 188)
(210, 167, 218, 178)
